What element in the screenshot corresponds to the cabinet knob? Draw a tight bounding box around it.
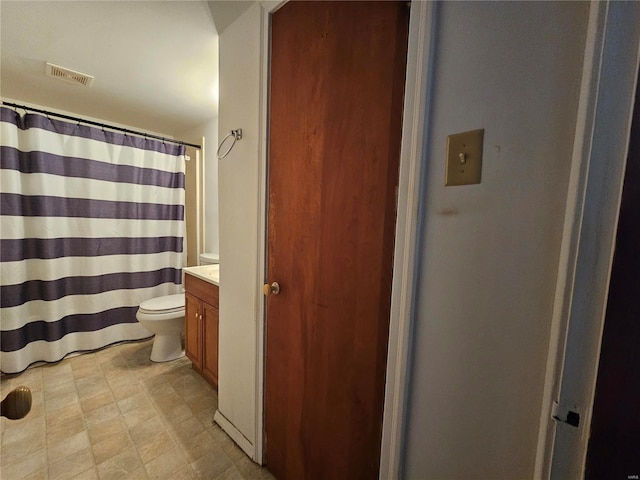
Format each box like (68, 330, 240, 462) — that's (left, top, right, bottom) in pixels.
(263, 282, 280, 296)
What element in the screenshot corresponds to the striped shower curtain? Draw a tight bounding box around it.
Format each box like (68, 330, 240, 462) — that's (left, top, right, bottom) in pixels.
(0, 107, 185, 374)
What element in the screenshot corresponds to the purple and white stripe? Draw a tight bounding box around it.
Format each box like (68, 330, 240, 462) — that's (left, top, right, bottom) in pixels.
(0, 107, 186, 373)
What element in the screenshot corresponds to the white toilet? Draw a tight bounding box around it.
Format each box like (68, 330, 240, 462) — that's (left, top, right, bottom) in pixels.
(136, 293, 185, 362)
(136, 253, 220, 362)
(199, 252, 219, 266)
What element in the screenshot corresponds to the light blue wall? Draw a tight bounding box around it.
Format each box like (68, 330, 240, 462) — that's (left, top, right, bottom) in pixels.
(403, 2, 589, 478)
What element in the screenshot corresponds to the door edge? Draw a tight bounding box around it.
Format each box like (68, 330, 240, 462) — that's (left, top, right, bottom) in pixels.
(535, 1, 640, 478)
(379, 2, 437, 479)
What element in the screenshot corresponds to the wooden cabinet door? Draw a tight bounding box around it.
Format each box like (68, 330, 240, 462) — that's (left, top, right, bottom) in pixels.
(265, 2, 409, 479)
(185, 292, 202, 370)
(202, 301, 219, 388)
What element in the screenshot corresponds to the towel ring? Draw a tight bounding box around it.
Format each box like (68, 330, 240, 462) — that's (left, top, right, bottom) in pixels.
(216, 129, 243, 159)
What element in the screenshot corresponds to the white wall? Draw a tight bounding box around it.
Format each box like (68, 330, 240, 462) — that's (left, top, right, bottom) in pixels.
(1, 98, 173, 138)
(402, 2, 589, 479)
(175, 116, 219, 255)
(216, 1, 262, 451)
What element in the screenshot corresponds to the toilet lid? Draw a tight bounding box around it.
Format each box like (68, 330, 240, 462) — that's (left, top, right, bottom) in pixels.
(139, 294, 185, 314)
(200, 252, 219, 264)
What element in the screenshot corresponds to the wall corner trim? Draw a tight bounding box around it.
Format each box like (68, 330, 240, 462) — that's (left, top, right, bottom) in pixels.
(379, 2, 436, 479)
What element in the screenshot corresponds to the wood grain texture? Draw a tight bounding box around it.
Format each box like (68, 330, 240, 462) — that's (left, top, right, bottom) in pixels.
(265, 2, 409, 479)
(185, 274, 220, 388)
(185, 273, 219, 306)
(202, 301, 219, 388)
(185, 291, 203, 371)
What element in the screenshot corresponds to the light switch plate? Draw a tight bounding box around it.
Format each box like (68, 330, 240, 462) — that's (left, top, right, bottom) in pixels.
(445, 129, 484, 186)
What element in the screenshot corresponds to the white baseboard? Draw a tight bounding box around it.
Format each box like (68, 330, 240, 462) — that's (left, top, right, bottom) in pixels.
(213, 410, 256, 462)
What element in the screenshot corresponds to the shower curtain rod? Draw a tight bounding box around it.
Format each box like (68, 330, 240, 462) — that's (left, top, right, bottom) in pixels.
(2, 101, 202, 150)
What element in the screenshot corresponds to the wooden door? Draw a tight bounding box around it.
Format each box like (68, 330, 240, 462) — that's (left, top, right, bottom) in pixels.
(264, 2, 409, 479)
(585, 66, 640, 480)
(202, 300, 219, 388)
(185, 292, 202, 370)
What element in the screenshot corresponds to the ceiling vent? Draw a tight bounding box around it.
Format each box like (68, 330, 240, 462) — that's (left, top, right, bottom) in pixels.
(46, 62, 94, 87)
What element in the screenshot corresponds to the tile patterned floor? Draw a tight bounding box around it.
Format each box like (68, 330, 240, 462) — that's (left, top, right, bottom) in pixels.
(0, 339, 276, 480)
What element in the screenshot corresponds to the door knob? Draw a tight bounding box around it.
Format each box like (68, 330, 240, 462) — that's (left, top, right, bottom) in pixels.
(263, 282, 280, 296)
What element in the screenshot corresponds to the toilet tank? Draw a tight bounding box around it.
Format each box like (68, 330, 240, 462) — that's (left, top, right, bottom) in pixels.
(199, 253, 219, 265)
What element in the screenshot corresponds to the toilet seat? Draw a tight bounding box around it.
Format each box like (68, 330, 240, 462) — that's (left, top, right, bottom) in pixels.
(138, 293, 184, 315)
(135, 293, 185, 362)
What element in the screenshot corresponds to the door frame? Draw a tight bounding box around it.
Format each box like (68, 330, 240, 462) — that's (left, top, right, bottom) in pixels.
(252, 1, 640, 477)
(534, 2, 640, 478)
(252, 1, 435, 476)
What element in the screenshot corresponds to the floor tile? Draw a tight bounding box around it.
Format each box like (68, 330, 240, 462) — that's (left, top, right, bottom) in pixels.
(122, 403, 157, 428)
(185, 392, 217, 414)
(214, 466, 245, 480)
(70, 466, 100, 479)
(47, 416, 87, 443)
(43, 378, 77, 398)
(49, 447, 95, 480)
(84, 402, 120, 426)
(144, 379, 175, 398)
(96, 447, 142, 480)
(87, 415, 127, 446)
(120, 466, 150, 480)
(43, 370, 75, 392)
(178, 429, 217, 463)
(136, 430, 175, 464)
(167, 464, 197, 480)
(76, 374, 112, 399)
(169, 414, 205, 443)
(72, 362, 100, 380)
(1, 426, 46, 465)
(45, 401, 84, 428)
(1, 448, 48, 479)
(23, 467, 49, 480)
(152, 390, 183, 414)
(1, 414, 46, 448)
(81, 390, 117, 414)
(222, 440, 249, 463)
(143, 445, 188, 479)
(116, 389, 145, 410)
(45, 386, 80, 413)
(47, 428, 91, 460)
(0, 339, 274, 480)
(235, 456, 275, 480)
(111, 380, 144, 401)
(190, 444, 232, 480)
(165, 403, 194, 424)
(128, 414, 164, 445)
(104, 369, 137, 388)
(91, 430, 133, 465)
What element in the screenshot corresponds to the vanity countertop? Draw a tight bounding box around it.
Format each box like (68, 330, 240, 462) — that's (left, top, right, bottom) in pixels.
(183, 265, 220, 286)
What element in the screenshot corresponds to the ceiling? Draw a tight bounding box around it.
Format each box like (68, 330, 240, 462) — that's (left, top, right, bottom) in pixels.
(0, 1, 230, 136)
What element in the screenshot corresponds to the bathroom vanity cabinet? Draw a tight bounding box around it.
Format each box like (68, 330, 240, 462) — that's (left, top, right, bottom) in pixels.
(184, 272, 219, 388)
